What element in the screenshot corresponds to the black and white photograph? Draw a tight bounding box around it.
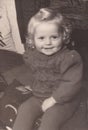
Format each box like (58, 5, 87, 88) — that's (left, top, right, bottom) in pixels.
(0, 0, 88, 130)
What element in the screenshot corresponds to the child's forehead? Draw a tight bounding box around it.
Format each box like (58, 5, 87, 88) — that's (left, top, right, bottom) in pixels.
(27, 18, 63, 36)
(36, 22, 56, 30)
(35, 21, 62, 34)
(36, 21, 61, 30)
(34, 23, 62, 37)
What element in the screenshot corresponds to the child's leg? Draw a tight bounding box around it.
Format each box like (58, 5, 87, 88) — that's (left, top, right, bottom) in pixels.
(13, 96, 43, 130)
(38, 97, 80, 130)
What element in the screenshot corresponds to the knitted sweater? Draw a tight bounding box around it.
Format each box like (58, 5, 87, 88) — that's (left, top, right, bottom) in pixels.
(23, 47, 83, 102)
(3, 47, 83, 103)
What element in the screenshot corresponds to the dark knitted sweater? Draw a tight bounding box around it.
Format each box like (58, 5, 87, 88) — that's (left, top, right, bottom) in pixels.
(23, 47, 83, 102)
(3, 47, 83, 103)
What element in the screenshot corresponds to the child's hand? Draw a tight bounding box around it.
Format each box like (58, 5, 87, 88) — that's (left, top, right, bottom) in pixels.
(42, 97, 56, 112)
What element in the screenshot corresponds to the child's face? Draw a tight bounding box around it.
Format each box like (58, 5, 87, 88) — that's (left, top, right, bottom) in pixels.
(33, 22, 63, 55)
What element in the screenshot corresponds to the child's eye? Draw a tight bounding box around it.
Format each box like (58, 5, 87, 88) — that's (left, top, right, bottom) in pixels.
(51, 36, 58, 39)
(38, 37, 45, 40)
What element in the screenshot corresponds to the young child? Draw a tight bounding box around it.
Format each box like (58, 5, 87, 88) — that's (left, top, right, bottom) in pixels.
(11, 8, 83, 130)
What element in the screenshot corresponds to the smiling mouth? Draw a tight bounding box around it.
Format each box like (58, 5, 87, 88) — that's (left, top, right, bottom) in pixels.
(44, 47, 54, 49)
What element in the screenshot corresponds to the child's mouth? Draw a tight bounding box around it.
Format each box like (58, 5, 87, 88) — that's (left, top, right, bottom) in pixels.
(44, 47, 54, 50)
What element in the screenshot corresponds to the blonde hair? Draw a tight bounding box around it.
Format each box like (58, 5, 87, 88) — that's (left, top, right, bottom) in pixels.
(26, 8, 72, 48)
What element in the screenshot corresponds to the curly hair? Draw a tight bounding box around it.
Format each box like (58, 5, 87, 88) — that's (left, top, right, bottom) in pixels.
(26, 8, 72, 48)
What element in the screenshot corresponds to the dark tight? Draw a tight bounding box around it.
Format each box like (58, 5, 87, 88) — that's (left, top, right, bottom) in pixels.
(13, 96, 80, 130)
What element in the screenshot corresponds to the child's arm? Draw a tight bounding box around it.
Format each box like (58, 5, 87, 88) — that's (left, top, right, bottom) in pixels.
(52, 50, 83, 104)
(42, 50, 83, 112)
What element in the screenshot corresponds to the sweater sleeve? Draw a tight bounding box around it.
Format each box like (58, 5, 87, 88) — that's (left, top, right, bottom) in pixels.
(52, 50, 83, 104)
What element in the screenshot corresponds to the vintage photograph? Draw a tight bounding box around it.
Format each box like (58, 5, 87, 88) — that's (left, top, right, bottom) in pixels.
(0, 0, 88, 130)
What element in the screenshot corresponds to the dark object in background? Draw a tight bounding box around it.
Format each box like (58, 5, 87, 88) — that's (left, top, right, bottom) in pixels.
(0, 80, 32, 130)
(0, 74, 8, 92)
(0, 50, 24, 73)
(0, 50, 32, 129)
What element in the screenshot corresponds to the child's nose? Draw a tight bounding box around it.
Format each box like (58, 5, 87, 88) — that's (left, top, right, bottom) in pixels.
(45, 38, 51, 45)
